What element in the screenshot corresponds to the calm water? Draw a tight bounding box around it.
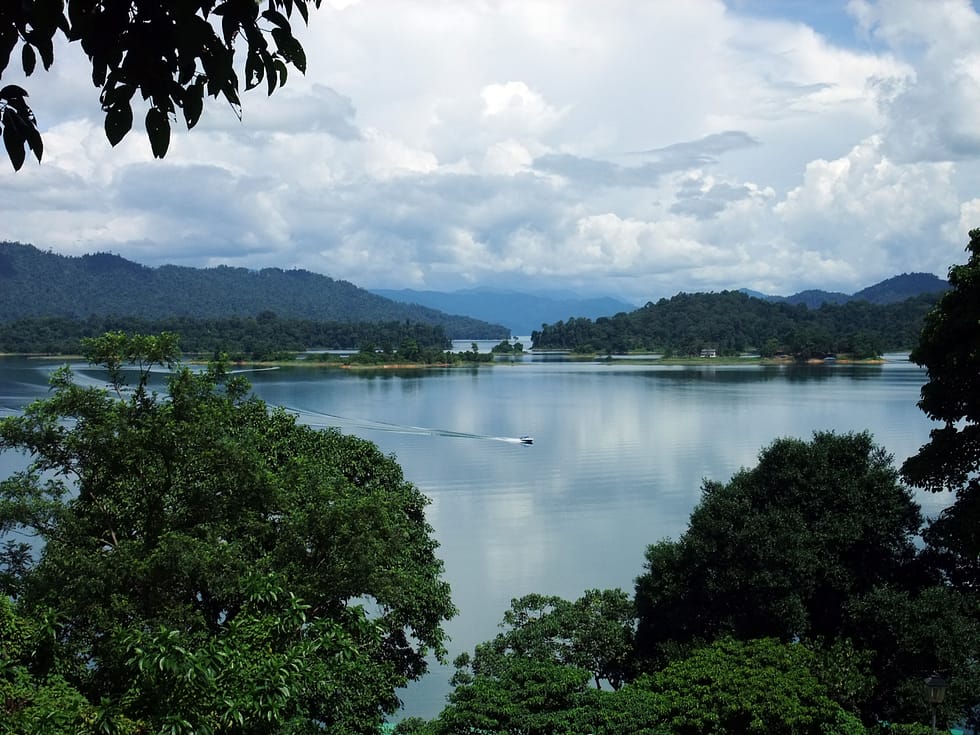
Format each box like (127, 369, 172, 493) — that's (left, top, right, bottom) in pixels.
(0, 355, 945, 719)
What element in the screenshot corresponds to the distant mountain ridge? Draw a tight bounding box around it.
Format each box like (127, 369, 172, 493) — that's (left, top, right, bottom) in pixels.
(0, 242, 509, 339)
(371, 287, 638, 335)
(744, 273, 949, 308)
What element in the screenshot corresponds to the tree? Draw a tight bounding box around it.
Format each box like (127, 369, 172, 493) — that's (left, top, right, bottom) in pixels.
(0, 597, 116, 734)
(459, 590, 635, 693)
(901, 228, 980, 590)
(0, 332, 455, 733)
(619, 638, 867, 735)
(635, 432, 923, 660)
(426, 637, 868, 735)
(431, 658, 600, 735)
(0, 0, 322, 169)
(632, 430, 980, 727)
(843, 585, 980, 728)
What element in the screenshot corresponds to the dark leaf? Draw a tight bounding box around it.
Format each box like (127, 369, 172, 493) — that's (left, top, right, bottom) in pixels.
(105, 101, 134, 146)
(32, 0, 64, 35)
(92, 58, 107, 87)
(34, 35, 55, 71)
(222, 71, 241, 111)
(274, 59, 288, 88)
(291, 41, 307, 75)
(263, 51, 277, 95)
(3, 118, 27, 171)
(23, 118, 43, 162)
(262, 9, 291, 31)
(21, 44, 36, 76)
(0, 85, 29, 101)
(245, 49, 263, 91)
(296, 0, 310, 24)
(27, 125, 44, 163)
(271, 29, 306, 74)
(145, 108, 171, 158)
(183, 83, 204, 129)
(221, 12, 238, 45)
(177, 52, 196, 86)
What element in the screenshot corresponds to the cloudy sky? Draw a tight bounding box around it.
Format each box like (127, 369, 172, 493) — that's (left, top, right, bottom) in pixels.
(2, 0, 979, 304)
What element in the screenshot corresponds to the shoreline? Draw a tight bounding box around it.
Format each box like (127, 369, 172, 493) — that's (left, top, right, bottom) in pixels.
(0, 353, 896, 368)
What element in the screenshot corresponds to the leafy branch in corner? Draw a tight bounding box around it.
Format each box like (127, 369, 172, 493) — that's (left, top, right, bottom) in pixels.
(0, 0, 322, 170)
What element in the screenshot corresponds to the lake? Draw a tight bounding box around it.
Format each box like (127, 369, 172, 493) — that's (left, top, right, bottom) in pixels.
(0, 354, 946, 719)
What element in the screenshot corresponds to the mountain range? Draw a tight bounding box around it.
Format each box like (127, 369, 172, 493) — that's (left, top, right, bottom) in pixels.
(377, 273, 949, 335)
(0, 242, 949, 339)
(371, 287, 637, 336)
(0, 242, 508, 339)
(742, 272, 949, 308)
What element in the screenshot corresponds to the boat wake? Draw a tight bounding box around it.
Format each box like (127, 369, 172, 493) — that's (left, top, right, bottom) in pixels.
(229, 367, 280, 374)
(283, 405, 531, 444)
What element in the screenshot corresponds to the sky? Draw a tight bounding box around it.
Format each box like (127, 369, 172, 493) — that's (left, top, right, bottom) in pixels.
(2, 0, 980, 305)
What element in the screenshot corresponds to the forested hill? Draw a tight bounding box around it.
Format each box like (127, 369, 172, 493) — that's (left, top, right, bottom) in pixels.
(531, 290, 940, 358)
(0, 242, 509, 339)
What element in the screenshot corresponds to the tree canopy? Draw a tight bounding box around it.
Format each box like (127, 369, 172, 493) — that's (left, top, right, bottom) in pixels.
(455, 590, 636, 693)
(632, 431, 979, 726)
(634, 432, 923, 657)
(901, 228, 980, 591)
(0, 0, 323, 169)
(0, 332, 455, 733)
(424, 631, 868, 735)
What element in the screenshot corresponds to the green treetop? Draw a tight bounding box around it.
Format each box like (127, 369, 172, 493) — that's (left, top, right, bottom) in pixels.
(902, 228, 980, 591)
(0, 331, 455, 733)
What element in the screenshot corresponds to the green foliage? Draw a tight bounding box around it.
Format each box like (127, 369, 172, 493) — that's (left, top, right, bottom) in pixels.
(631, 431, 980, 726)
(0, 332, 455, 733)
(635, 432, 922, 656)
(432, 657, 600, 735)
(491, 339, 524, 355)
(455, 343, 493, 363)
(460, 589, 636, 692)
(0, 597, 114, 734)
(902, 228, 980, 590)
(427, 634, 867, 735)
(0, 313, 457, 359)
(0, 0, 322, 169)
(531, 290, 939, 357)
(844, 585, 980, 729)
(624, 638, 867, 735)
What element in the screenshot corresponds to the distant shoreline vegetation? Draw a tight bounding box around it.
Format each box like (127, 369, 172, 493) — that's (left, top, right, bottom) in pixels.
(0, 313, 458, 362)
(0, 302, 923, 367)
(531, 290, 939, 359)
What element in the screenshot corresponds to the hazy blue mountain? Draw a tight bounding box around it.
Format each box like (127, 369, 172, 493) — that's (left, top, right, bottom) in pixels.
(741, 272, 948, 308)
(371, 287, 638, 335)
(0, 242, 509, 339)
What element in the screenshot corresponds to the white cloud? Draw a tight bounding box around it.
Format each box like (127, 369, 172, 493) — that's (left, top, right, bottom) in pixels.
(852, 0, 980, 161)
(775, 135, 963, 281)
(3, 0, 980, 303)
